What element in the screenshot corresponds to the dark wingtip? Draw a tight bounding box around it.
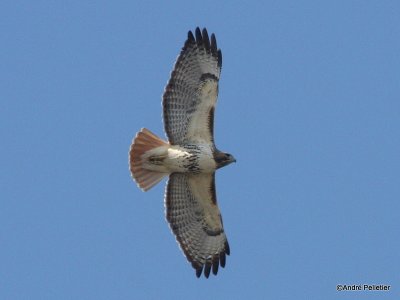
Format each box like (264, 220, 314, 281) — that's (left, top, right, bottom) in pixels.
(187, 28, 221, 67)
(212, 258, 219, 275)
(195, 27, 202, 46)
(187, 30, 195, 42)
(220, 252, 226, 268)
(195, 266, 202, 278)
(225, 240, 230, 256)
(202, 28, 210, 51)
(210, 33, 217, 54)
(194, 250, 228, 277)
(204, 262, 211, 278)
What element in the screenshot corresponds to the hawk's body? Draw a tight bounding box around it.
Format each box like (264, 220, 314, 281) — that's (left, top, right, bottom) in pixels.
(129, 28, 235, 278)
(139, 142, 216, 174)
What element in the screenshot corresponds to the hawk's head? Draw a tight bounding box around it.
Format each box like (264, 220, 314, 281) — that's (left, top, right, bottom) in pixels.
(214, 151, 236, 169)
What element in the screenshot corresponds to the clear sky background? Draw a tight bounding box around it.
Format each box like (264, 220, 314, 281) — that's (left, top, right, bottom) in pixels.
(1, 1, 399, 299)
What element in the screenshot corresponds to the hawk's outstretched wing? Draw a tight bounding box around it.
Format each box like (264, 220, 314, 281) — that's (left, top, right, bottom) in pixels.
(165, 173, 230, 278)
(163, 27, 222, 145)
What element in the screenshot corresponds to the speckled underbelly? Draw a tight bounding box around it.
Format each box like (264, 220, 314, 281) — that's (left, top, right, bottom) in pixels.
(165, 144, 215, 174)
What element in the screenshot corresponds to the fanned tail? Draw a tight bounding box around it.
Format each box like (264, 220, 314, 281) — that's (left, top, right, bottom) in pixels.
(129, 128, 169, 191)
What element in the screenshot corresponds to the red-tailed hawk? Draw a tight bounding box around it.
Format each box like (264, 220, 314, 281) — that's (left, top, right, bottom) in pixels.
(129, 27, 236, 278)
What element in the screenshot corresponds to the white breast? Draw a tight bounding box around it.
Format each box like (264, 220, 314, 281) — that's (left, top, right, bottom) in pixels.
(195, 144, 216, 172)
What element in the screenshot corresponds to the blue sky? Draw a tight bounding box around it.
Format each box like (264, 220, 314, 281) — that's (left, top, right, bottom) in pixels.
(1, 1, 399, 299)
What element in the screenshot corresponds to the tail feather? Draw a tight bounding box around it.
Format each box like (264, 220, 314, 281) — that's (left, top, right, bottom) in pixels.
(129, 128, 169, 191)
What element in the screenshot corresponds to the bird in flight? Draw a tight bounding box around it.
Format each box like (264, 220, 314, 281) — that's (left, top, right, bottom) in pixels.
(129, 27, 236, 278)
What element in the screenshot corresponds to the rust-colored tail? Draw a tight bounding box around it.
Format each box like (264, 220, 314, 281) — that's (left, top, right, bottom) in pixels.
(129, 128, 169, 191)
